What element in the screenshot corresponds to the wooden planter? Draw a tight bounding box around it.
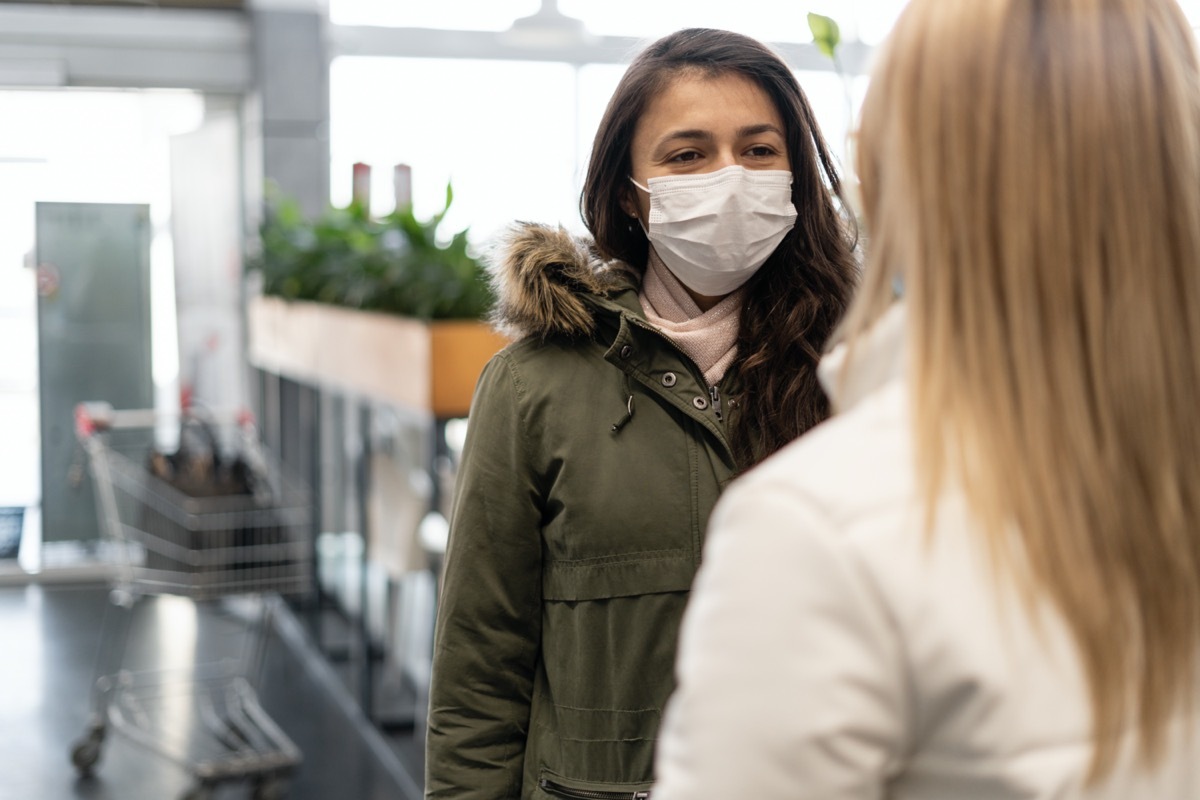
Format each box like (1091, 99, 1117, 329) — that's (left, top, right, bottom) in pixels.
(247, 296, 507, 418)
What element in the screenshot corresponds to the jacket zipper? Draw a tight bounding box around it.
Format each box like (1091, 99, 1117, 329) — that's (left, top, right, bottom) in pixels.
(539, 777, 650, 800)
(709, 385, 722, 423)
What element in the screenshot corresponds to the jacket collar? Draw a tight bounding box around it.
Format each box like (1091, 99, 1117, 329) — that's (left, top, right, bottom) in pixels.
(485, 222, 640, 341)
(817, 302, 908, 414)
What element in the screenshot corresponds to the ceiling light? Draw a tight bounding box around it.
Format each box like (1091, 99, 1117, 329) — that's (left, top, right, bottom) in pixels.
(502, 0, 594, 48)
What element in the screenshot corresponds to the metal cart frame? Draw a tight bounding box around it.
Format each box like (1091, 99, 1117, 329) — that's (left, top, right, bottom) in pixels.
(68, 403, 313, 800)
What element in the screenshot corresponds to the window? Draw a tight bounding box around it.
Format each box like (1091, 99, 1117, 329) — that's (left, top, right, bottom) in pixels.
(0, 88, 202, 557)
(561, 0, 906, 44)
(331, 0, 540, 30)
(330, 57, 580, 241)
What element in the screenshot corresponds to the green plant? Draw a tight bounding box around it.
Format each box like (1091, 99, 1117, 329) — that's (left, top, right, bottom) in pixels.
(807, 12, 842, 63)
(808, 12, 851, 119)
(248, 182, 495, 320)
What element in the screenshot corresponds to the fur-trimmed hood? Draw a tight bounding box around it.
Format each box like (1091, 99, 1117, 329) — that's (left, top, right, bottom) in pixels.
(485, 223, 640, 341)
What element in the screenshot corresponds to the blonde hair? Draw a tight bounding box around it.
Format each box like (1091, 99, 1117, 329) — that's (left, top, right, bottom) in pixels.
(850, 0, 1200, 781)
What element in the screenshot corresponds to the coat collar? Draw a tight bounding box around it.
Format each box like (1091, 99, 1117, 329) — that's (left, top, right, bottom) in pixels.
(817, 302, 908, 414)
(485, 222, 640, 341)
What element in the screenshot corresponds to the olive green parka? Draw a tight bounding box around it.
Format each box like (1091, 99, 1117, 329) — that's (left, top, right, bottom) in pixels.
(425, 223, 738, 800)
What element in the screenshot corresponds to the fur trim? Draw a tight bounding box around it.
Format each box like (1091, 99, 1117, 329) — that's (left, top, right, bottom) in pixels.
(486, 223, 637, 341)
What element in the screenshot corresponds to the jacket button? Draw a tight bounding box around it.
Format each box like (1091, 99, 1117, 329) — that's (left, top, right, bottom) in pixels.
(661, 372, 677, 387)
(620, 345, 632, 359)
(693, 396, 708, 410)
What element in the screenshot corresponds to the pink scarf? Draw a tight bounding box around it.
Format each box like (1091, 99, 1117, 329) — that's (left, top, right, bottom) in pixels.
(638, 250, 745, 386)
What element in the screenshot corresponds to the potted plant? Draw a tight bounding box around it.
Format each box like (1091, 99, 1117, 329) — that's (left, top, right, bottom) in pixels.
(245, 182, 508, 418)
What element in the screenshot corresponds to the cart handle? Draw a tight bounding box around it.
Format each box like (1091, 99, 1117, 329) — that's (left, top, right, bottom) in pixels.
(74, 402, 257, 439)
(74, 401, 113, 439)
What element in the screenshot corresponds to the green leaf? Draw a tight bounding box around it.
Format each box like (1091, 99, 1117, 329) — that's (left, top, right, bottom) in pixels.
(250, 179, 494, 320)
(807, 12, 841, 61)
(431, 180, 454, 232)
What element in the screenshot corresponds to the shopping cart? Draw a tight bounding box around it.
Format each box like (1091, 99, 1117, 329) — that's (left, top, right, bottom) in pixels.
(68, 403, 313, 800)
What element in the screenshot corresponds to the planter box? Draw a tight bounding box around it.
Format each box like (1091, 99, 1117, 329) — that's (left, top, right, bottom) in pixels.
(247, 296, 508, 418)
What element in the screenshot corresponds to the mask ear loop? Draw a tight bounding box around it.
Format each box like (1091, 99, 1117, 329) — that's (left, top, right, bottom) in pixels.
(626, 177, 651, 236)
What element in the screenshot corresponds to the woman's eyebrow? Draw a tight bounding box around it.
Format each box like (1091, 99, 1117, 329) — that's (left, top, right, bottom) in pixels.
(653, 128, 712, 152)
(737, 123, 784, 138)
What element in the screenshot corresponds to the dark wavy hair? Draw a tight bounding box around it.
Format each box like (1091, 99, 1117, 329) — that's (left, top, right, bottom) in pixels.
(581, 27, 859, 469)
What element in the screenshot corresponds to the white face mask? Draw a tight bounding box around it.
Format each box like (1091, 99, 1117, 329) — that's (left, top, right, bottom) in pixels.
(631, 165, 798, 296)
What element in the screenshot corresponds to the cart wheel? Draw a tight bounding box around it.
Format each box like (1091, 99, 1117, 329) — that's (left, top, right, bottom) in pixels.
(252, 775, 289, 800)
(69, 727, 105, 776)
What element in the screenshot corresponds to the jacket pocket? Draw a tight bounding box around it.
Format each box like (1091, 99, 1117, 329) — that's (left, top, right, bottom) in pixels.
(542, 550, 695, 601)
(537, 768, 651, 800)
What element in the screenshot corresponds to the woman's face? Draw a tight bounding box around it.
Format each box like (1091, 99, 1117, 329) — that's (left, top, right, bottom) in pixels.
(623, 70, 791, 224)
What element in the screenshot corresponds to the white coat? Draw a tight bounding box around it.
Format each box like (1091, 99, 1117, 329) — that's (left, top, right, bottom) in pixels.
(652, 303, 1200, 800)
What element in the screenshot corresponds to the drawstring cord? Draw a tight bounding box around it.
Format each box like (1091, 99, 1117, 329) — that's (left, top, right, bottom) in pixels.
(611, 395, 635, 434)
(611, 374, 635, 434)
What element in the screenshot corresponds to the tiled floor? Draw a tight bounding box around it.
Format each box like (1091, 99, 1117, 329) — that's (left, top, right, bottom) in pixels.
(0, 582, 423, 800)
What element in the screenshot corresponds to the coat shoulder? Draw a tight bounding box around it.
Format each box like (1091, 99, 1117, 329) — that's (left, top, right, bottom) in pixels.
(482, 334, 613, 414)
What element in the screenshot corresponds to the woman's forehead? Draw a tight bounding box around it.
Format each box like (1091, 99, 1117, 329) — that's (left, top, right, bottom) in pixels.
(634, 72, 783, 144)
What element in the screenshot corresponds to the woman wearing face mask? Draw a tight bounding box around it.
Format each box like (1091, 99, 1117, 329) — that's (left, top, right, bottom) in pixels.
(424, 27, 858, 800)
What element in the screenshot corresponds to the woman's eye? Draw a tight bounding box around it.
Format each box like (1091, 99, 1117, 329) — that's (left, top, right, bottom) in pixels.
(669, 151, 701, 163)
(747, 145, 778, 158)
